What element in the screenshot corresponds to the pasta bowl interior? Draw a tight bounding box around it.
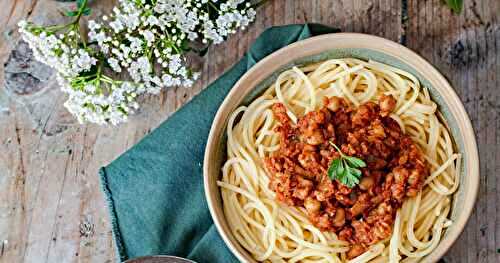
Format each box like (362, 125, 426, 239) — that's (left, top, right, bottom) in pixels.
(204, 33, 479, 263)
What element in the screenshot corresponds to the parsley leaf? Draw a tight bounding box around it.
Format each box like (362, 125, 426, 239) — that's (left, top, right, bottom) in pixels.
(348, 166, 362, 178)
(327, 158, 341, 180)
(327, 142, 367, 188)
(345, 156, 366, 168)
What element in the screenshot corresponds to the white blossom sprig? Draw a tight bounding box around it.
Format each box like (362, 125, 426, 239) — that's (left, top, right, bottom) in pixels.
(18, 0, 259, 125)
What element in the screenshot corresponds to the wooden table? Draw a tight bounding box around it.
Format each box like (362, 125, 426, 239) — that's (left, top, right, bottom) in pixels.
(0, 0, 498, 262)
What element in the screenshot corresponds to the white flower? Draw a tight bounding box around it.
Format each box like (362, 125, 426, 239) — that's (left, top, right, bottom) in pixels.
(108, 57, 122, 72)
(18, 20, 27, 28)
(168, 54, 182, 73)
(128, 37, 143, 53)
(145, 15, 159, 26)
(110, 20, 124, 33)
(142, 30, 155, 44)
(84, 83, 97, 93)
(88, 20, 101, 31)
(19, 23, 97, 78)
(63, 79, 144, 125)
(73, 49, 97, 73)
(18, 0, 258, 125)
(128, 56, 151, 83)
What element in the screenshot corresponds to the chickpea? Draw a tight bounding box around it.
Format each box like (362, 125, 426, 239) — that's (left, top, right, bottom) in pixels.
(398, 153, 408, 165)
(326, 123, 335, 135)
(298, 151, 314, 168)
(333, 208, 346, 227)
(379, 94, 397, 116)
(347, 244, 365, 259)
(304, 197, 321, 214)
(370, 195, 384, 205)
(350, 200, 369, 216)
(359, 176, 375, 191)
(407, 189, 418, 197)
(393, 167, 409, 183)
(317, 213, 331, 229)
(305, 130, 324, 145)
(371, 124, 386, 138)
(293, 188, 309, 200)
(326, 96, 343, 112)
(408, 170, 420, 185)
(313, 110, 326, 123)
(376, 202, 391, 215)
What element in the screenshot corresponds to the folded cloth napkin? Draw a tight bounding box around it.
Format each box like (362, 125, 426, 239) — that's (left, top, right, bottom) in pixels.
(99, 23, 339, 262)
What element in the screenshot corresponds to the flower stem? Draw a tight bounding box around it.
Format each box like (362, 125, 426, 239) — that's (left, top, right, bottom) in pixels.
(75, 0, 89, 22)
(45, 23, 73, 31)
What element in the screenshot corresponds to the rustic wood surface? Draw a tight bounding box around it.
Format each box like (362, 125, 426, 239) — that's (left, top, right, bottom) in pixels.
(0, 0, 498, 262)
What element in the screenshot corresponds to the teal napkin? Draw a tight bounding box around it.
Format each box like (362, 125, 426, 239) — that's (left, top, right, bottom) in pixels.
(99, 24, 339, 262)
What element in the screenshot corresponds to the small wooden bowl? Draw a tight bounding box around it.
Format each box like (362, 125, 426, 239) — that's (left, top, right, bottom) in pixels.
(203, 33, 479, 263)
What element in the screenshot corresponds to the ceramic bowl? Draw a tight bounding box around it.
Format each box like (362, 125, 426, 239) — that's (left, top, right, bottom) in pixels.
(203, 33, 479, 263)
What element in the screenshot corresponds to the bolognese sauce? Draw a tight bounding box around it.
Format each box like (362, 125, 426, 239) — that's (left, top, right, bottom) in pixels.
(264, 95, 428, 258)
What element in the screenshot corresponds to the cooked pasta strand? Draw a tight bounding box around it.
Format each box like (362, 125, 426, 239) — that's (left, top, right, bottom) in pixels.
(219, 58, 459, 262)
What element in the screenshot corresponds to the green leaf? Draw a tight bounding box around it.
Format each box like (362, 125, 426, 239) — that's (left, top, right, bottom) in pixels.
(348, 167, 362, 178)
(65, 10, 78, 17)
(336, 160, 345, 177)
(337, 173, 348, 186)
(180, 39, 191, 51)
(53, 48, 64, 56)
(342, 167, 359, 188)
(345, 156, 366, 168)
(82, 7, 91, 16)
(326, 142, 366, 188)
(444, 0, 463, 14)
(76, 0, 85, 8)
(327, 158, 340, 180)
(346, 175, 360, 188)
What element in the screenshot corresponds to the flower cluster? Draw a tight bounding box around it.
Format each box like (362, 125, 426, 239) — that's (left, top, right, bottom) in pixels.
(18, 0, 257, 125)
(18, 21, 97, 78)
(61, 78, 142, 125)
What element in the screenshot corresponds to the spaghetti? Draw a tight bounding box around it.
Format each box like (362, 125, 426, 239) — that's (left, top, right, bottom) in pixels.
(218, 58, 460, 262)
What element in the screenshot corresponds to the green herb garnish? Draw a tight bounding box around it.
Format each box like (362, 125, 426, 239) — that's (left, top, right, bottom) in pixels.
(327, 142, 367, 188)
(444, 0, 463, 14)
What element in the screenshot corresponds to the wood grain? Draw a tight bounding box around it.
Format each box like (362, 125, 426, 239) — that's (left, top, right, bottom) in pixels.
(0, 0, 497, 262)
(407, 0, 500, 262)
